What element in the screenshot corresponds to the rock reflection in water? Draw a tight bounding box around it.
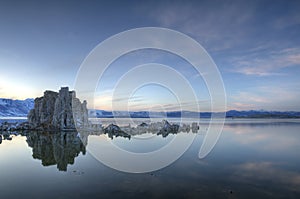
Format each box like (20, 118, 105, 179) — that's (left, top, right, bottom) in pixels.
(26, 131, 86, 171)
(1, 120, 201, 171)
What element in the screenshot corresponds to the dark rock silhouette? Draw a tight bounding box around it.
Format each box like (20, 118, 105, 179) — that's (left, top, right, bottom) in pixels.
(28, 87, 88, 130)
(26, 131, 86, 171)
(104, 124, 131, 139)
(99, 120, 199, 138)
(157, 120, 179, 137)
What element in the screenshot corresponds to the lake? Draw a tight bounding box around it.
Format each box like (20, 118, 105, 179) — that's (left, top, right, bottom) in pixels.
(1, 118, 300, 199)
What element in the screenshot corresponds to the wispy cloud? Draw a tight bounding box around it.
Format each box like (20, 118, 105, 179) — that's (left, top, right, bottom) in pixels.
(229, 86, 300, 111)
(228, 91, 270, 110)
(231, 91, 270, 103)
(232, 47, 300, 76)
(227, 102, 262, 111)
(146, 1, 256, 51)
(272, 8, 300, 29)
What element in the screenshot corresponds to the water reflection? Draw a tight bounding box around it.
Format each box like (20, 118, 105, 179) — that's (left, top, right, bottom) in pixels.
(26, 131, 86, 171)
(1, 132, 11, 141)
(231, 161, 300, 193)
(1, 119, 300, 199)
(0, 121, 198, 172)
(0, 131, 22, 142)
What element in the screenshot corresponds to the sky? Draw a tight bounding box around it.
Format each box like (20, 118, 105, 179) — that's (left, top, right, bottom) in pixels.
(0, 0, 300, 111)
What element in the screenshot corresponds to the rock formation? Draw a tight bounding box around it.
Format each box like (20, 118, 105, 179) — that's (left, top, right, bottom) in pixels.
(104, 124, 131, 139)
(28, 87, 88, 130)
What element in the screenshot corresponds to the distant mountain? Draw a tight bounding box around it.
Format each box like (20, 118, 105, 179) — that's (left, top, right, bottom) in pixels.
(89, 110, 300, 118)
(1, 97, 300, 119)
(0, 98, 34, 117)
(226, 110, 300, 118)
(88, 110, 151, 118)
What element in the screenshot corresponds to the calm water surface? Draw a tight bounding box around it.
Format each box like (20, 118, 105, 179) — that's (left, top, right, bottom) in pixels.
(0, 119, 300, 199)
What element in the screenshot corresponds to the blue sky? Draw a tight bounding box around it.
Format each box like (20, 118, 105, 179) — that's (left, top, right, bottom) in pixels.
(0, 0, 299, 111)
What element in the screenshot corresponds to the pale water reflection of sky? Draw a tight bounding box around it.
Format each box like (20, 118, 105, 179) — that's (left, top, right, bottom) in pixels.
(1, 121, 300, 198)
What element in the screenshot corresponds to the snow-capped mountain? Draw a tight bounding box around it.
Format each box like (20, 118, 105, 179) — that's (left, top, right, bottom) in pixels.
(1, 97, 300, 118)
(88, 110, 151, 118)
(0, 98, 34, 117)
(89, 109, 300, 118)
(225, 110, 300, 118)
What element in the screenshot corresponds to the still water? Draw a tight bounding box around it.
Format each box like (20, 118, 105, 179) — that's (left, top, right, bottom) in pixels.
(0, 119, 300, 199)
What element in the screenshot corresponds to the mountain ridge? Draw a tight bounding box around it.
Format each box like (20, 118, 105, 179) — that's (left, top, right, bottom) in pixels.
(0, 98, 34, 117)
(1, 98, 300, 118)
(89, 109, 300, 118)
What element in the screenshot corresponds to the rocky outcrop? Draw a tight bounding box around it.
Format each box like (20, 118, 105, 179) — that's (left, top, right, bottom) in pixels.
(28, 87, 88, 130)
(28, 91, 57, 129)
(104, 124, 131, 139)
(157, 120, 180, 137)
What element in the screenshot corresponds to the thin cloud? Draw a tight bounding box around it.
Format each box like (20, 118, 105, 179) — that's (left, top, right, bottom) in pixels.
(227, 102, 257, 111)
(231, 91, 270, 103)
(272, 8, 300, 29)
(146, 0, 256, 51)
(229, 86, 300, 111)
(232, 47, 300, 76)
